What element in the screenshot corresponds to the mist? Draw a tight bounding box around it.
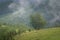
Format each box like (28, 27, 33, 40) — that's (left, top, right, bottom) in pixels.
(0, 0, 60, 27)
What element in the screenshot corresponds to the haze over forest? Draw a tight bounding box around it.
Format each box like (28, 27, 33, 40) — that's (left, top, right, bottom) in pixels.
(0, 0, 60, 27)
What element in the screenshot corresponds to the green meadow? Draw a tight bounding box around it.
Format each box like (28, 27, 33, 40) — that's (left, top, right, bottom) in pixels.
(14, 27, 60, 40)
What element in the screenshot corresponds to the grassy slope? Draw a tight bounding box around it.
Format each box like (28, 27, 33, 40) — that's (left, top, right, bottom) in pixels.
(15, 27, 60, 40)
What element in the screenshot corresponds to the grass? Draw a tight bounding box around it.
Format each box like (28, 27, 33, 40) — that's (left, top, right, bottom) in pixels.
(14, 27, 60, 40)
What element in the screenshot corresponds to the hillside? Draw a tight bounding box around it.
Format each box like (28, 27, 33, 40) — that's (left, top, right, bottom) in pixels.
(14, 27, 60, 40)
(0, 0, 60, 27)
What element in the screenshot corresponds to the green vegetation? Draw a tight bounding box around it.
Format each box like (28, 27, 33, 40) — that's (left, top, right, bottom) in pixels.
(0, 14, 60, 40)
(14, 27, 60, 40)
(30, 13, 46, 30)
(0, 23, 33, 40)
(0, 22, 60, 40)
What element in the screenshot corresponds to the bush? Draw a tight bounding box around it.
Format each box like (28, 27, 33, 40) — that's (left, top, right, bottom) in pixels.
(30, 13, 46, 30)
(0, 23, 33, 40)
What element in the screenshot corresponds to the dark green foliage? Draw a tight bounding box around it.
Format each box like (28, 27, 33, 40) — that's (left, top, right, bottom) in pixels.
(30, 13, 46, 30)
(28, 29, 31, 32)
(0, 27, 17, 40)
(0, 23, 32, 40)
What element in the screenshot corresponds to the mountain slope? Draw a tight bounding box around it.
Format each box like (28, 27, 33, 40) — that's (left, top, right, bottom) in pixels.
(0, 0, 60, 26)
